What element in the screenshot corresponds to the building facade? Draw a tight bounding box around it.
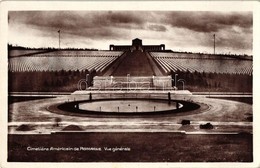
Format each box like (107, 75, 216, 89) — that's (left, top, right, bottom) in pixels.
(110, 38, 165, 52)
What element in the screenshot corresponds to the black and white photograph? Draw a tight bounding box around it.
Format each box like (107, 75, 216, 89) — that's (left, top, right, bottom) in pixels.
(1, 1, 259, 168)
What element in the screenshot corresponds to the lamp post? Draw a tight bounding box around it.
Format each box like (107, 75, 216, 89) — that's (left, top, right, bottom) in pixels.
(175, 74, 178, 88)
(213, 34, 215, 55)
(178, 79, 185, 90)
(58, 30, 61, 49)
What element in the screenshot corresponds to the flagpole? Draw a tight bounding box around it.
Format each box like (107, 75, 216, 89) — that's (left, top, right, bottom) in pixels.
(58, 30, 60, 49)
(213, 34, 215, 55)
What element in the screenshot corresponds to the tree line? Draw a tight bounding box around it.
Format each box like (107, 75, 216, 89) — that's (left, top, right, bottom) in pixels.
(8, 44, 98, 51)
(8, 69, 252, 92)
(8, 70, 97, 92)
(170, 70, 252, 92)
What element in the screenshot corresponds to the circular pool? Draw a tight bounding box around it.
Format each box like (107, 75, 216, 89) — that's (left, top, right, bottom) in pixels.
(79, 100, 181, 113)
(55, 98, 200, 116)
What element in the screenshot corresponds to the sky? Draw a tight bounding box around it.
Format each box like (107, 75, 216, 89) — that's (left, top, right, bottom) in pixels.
(8, 11, 252, 55)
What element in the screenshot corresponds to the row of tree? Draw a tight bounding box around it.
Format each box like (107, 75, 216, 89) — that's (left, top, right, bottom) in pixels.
(8, 44, 98, 51)
(170, 70, 252, 92)
(8, 69, 252, 92)
(8, 70, 97, 92)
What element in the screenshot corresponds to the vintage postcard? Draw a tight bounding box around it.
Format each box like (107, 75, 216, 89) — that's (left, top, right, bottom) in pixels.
(0, 1, 259, 168)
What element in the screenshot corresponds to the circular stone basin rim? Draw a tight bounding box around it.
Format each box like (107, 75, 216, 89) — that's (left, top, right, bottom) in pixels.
(55, 98, 200, 116)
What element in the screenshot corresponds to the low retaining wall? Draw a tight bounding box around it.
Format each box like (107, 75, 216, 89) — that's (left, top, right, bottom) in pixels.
(93, 76, 172, 89)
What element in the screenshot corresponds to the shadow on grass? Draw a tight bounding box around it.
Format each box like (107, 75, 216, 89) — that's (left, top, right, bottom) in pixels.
(8, 132, 252, 162)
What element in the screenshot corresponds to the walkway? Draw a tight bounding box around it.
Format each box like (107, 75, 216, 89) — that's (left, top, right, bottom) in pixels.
(111, 51, 155, 76)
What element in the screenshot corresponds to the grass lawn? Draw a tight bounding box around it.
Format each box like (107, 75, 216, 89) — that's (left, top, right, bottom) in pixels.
(8, 132, 252, 162)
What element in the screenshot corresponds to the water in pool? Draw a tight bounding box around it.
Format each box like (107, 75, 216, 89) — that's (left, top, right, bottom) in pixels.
(79, 100, 180, 113)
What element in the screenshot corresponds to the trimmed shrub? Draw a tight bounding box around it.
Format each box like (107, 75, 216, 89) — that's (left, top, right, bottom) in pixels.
(199, 123, 213, 129)
(181, 120, 190, 125)
(62, 125, 84, 131)
(16, 124, 34, 131)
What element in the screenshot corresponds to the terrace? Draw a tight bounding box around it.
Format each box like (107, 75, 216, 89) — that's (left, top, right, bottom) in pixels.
(8, 50, 124, 73)
(150, 52, 253, 75)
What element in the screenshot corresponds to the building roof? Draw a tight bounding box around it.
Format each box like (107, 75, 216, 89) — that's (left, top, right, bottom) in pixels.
(132, 38, 142, 41)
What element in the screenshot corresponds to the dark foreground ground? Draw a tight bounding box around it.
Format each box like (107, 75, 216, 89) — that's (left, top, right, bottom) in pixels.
(8, 132, 252, 162)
